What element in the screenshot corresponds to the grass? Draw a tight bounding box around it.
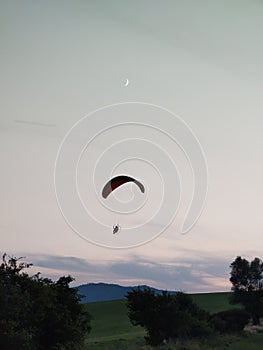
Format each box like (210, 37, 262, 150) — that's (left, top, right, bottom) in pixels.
(84, 333, 263, 350)
(85, 299, 145, 341)
(83, 292, 263, 350)
(217, 334, 263, 350)
(190, 292, 239, 313)
(170, 333, 263, 350)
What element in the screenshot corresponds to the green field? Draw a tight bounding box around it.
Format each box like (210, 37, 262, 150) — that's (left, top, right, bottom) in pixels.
(85, 299, 145, 341)
(83, 293, 263, 350)
(191, 292, 238, 313)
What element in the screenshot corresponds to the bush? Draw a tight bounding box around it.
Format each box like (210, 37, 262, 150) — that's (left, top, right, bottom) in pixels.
(126, 289, 212, 346)
(210, 309, 250, 334)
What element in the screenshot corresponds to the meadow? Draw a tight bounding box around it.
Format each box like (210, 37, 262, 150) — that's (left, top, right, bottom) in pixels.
(84, 292, 263, 350)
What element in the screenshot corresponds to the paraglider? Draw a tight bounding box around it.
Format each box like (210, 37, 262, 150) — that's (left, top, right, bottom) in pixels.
(113, 224, 121, 234)
(102, 175, 145, 199)
(102, 175, 145, 234)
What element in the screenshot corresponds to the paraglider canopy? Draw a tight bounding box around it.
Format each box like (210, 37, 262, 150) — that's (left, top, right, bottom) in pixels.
(102, 175, 145, 199)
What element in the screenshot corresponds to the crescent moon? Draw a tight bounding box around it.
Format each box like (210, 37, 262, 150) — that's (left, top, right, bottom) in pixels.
(124, 78, 129, 87)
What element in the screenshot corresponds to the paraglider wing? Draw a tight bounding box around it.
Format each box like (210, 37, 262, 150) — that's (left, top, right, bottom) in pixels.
(102, 175, 145, 199)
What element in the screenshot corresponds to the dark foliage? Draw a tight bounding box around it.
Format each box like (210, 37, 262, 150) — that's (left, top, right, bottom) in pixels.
(229, 256, 263, 325)
(126, 288, 212, 346)
(210, 309, 250, 334)
(0, 254, 91, 350)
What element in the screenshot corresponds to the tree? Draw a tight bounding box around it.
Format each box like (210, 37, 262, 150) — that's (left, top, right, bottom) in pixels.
(229, 256, 263, 325)
(0, 254, 91, 349)
(126, 288, 211, 346)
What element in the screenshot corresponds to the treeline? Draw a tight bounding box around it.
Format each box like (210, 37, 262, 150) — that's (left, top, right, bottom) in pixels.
(0, 254, 91, 350)
(126, 256, 263, 346)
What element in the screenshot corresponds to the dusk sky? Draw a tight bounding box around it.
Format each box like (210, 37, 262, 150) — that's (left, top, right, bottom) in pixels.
(1, 1, 263, 293)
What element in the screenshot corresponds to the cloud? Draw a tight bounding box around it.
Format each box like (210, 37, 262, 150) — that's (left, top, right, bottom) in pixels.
(14, 120, 56, 127)
(109, 257, 230, 292)
(31, 255, 102, 274)
(18, 252, 231, 293)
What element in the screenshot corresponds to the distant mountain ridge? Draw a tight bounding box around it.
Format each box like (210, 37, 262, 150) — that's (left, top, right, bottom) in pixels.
(76, 282, 176, 303)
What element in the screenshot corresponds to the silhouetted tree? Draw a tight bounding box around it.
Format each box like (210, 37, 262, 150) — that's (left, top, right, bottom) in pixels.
(0, 253, 91, 349)
(229, 256, 263, 325)
(126, 288, 211, 346)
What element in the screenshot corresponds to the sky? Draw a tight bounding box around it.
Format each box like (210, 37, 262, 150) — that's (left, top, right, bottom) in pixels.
(1, 0, 263, 293)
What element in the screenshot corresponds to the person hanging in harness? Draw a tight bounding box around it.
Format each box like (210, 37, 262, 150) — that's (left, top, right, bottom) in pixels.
(113, 224, 120, 234)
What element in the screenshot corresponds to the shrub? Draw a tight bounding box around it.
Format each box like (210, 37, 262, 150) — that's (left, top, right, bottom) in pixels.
(126, 289, 212, 346)
(210, 309, 250, 334)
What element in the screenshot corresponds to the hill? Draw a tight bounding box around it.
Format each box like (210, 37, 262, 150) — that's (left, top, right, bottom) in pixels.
(85, 294, 233, 341)
(76, 282, 176, 303)
(84, 293, 263, 350)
